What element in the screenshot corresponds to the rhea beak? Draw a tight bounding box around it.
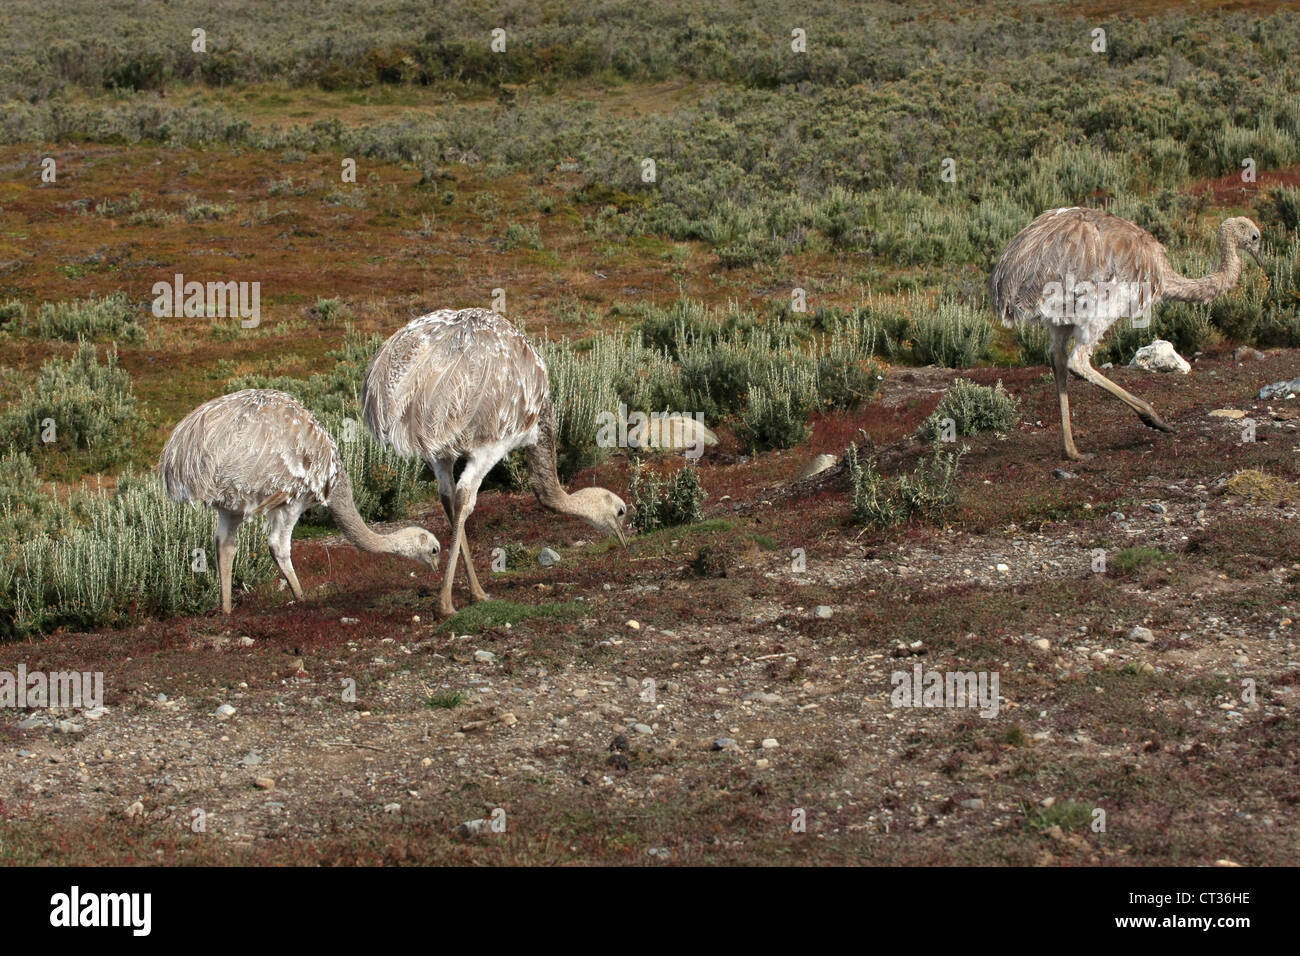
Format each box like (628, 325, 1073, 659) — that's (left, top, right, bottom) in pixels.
(614, 523, 628, 548)
(1246, 245, 1263, 268)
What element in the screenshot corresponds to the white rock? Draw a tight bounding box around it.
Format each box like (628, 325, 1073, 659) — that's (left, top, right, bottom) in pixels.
(214, 704, 236, 719)
(814, 605, 833, 619)
(798, 454, 838, 480)
(474, 650, 496, 663)
(761, 738, 779, 749)
(1129, 625, 1156, 643)
(1129, 340, 1190, 374)
(538, 548, 561, 567)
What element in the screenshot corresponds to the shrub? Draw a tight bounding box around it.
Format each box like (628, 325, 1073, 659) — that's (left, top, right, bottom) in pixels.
(0, 299, 26, 327)
(917, 378, 1020, 440)
(736, 362, 816, 451)
(501, 222, 543, 250)
(0, 339, 143, 470)
(847, 441, 965, 529)
(1014, 321, 1051, 367)
(911, 300, 992, 367)
(0, 472, 275, 638)
(629, 461, 705, 533)
(32, 292, 145, 342)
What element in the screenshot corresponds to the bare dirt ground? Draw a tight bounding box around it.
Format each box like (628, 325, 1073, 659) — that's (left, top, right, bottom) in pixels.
(3, 348, 1299, 866)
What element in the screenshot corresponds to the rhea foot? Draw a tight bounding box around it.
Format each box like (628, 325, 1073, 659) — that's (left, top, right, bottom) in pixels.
(1139, 410, 1174, 432)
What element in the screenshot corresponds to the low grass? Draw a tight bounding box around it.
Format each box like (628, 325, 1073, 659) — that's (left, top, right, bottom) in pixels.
(437, 599, 586, 634)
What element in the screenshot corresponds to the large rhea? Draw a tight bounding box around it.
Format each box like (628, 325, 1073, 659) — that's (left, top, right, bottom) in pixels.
(159, 389, 441, 613)
(990, 207, 1262, 459)
(362, 308, 629, 618)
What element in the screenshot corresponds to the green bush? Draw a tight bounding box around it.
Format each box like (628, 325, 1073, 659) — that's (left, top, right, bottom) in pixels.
(31, 292, 145, 342)
(911, 300, 992, 368)
(0, 339, 143, 470)
(736, 363, 816, 452)
(0, 472, 275, 639)
(917, 378, 1020, 441)
(848, 441, 965, 529)
(629, 460, 706, 534)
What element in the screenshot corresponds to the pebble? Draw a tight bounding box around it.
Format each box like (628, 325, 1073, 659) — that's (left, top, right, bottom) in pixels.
(1147, 503, 1166, 514)
(156, 693, 168, 703)
(814, 605, 833, 619)
(341, 617, 359, 624)
(1031, 638, 1052, 652)
(755, 758, 771, 770)
(996, 563, 1010, 573)
(626, 620, 641, 631)
(1052, 469, 1076, 479)
(712, 737, 737, 751)
(56, 720, 82, 734)
(1208, 408, 1246, 419)
(237, 636, 255, 647)
(254, 777, 275, 790)
(474, 650, 496, 663)
(538, 548, 561, 567)
(17, 717, 43, 730)
(1109, 511, 1125, 521)
(761, 738, 779, 749)
(1129, 625, 1156, 643)
(383, 802, 401, 813)
(744, 691, 782, 704)
(959, 798, 985, 810)
(214, 704, 236, 719)
(632, 723, 654, 735)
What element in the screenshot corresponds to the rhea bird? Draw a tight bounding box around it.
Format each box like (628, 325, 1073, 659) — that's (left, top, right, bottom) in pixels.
(159, 389, 441, 614)
(990, 207, 1262, 460)
(362, 308, 629, 619)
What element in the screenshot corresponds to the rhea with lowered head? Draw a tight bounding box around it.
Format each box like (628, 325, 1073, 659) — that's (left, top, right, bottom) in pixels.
(362, 308, 629, 618)
(159, 389, 440, 613)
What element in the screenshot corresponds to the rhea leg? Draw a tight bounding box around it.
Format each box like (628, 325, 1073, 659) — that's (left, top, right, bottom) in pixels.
(1068, 341, 1173, 432)
(433, 457, 490, 604)
(215, 507, 243, 614)
(437, 453, 493, 619)
(266, 504, 305, 601)
(1050, 325, 1088, 461)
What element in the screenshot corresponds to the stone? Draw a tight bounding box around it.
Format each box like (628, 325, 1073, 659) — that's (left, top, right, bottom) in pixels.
(214, 704, 236, 719)
(538, 548, 561, 567)
(798, 454, 838, 480)
(1259, 376, 1300, 400)
(1052, 469, 1076, 479)
(631, 723, 653, 735)
(761, 738, 779, 749)
(254, 777, 275, 790)
(959, 798, 985, 810)
(1031, 638, 1052, 652)
(473, 650, 496, 663)
(1129, 625, 1156, 643)
(814, 605, 833, 619)
(1129, 339, 1190, 374)
(1207, 408, 1246, 419)
(711, 737, 738, 751)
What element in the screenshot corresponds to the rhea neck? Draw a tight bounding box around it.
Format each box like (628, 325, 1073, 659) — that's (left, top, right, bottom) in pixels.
(1164, 225, 1244, 303)
(327, 470, 404, 553)
(525, 399, 576, 515)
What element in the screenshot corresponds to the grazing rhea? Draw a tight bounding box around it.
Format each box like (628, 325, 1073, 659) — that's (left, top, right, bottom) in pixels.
(362, 308, 629, 619)
(990, 208, 1262, 460)
(159, 389, 441, 614)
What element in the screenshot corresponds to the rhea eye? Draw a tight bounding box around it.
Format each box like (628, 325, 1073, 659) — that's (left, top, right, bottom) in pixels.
(617, 507, 625, 517)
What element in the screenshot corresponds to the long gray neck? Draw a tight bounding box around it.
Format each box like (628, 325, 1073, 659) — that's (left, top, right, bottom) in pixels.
(525, 398, 573, 514)
(327, 470, 392, 553)
(1163, 227, 1242, 303)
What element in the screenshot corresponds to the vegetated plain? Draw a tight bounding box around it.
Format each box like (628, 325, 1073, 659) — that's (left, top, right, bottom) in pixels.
(0, 0, 1298, 865)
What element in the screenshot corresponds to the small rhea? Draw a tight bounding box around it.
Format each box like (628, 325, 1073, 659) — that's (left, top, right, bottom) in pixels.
(159, 389, 441, 614)
(990, 208, 1263, 460)
(362, 308, 630, 619)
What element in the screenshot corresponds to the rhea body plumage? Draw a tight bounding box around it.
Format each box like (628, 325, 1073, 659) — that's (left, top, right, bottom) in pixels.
(159, 389, 440, 613)
(990, 207, 1262, 459)
(362, 308, 628, 619)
